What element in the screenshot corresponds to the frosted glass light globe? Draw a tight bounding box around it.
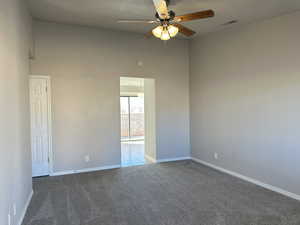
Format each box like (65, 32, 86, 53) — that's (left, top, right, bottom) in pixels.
(168, 25, 179, 37)
(152, 26, 163, 38)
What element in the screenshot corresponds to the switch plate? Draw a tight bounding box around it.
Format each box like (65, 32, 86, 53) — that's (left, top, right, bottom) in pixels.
(214, 153, 218, 160)
(137, 60, 143, 67)
(85, 155, 90, 162)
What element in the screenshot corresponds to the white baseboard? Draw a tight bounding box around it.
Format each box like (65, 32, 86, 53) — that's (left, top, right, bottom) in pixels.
(18, 189, 33, 225)
(51, 157, 191, 176)
(157, 156, 191, 163)
(191, 157, 300, 201)
(51, 164, 121, 176)
(145, 155, 191, 164)
(145, 154, 157, 163)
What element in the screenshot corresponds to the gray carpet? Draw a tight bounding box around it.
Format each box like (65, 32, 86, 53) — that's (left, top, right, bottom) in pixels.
(23, 160, 300, 225)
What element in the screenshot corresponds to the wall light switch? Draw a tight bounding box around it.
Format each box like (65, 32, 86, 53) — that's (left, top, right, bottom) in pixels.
(214, 153, 218, 160)
(85, 155, 90, 162)
(137, 60, 143, 67)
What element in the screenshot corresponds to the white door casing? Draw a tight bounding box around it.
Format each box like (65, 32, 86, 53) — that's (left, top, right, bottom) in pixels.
(30, 76, 52, 177)
(144, 78, 157, 161)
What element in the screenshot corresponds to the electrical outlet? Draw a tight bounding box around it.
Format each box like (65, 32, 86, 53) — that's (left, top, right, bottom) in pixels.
(84, 155, 90, 162)
(214, 153, 218, 160)
(13, 204, 16, 216)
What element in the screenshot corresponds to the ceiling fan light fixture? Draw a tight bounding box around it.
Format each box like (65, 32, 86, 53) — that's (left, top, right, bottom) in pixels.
(160, 28, 171, 40)
(152, 24, 178, 40)
(167, 25, 179, 37)
(152, 25, 164, 38)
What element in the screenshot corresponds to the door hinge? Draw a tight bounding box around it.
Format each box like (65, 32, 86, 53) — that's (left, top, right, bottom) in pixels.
(45, 86, 48, 92)
(48, 157, 50, 163)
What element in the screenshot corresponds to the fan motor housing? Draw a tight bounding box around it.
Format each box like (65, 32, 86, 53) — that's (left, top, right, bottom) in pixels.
(155, 10, 176, 22)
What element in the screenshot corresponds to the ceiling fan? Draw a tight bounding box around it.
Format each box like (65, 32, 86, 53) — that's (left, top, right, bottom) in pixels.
(118, 0, 215, 40)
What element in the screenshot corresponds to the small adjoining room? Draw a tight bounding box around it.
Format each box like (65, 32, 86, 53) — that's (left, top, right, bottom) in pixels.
(120, 77, 147, 167)
(1, 0, 300, 225)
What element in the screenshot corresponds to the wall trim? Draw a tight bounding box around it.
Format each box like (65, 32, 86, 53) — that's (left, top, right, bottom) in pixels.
(51, 165, 121, 176)
(191, 157, 300, 201)
(145, 154, 157, 163)
(157, 156, 191, 163)
(18, 189, 33, 225)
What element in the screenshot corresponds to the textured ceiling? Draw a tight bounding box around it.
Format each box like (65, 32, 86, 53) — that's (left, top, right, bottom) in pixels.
(28, 0, 300, 38)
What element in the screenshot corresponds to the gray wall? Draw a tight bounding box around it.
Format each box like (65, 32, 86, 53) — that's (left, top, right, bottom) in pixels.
(190, 11, 300, 195)
(0, 0, 32, 224)
(31, 21, 190, 173)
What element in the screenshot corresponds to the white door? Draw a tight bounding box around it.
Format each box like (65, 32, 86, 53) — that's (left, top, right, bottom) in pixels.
(30, 77, 51, 177)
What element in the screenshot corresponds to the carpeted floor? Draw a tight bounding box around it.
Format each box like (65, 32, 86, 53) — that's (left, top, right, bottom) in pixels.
(23, 160, 300, 225)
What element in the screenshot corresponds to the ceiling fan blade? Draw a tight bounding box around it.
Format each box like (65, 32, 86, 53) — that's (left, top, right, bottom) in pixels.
(117, 19, 158, 24)
(152, 0, 169, 19)
(173, 23, 196, 37)
(174, 10, 215, 22)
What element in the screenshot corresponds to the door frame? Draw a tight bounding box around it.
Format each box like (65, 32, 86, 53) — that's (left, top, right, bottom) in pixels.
(30, 75, 53, 176)
(119, 77, 157, 165)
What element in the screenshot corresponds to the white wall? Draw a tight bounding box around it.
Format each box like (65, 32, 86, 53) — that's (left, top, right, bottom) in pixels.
(190, 11, 300, 196)
(31, 21, 190, 173)
(0, 0, 32, 225)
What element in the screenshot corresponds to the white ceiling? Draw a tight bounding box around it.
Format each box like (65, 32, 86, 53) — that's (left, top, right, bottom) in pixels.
(28, 0, 300, 38)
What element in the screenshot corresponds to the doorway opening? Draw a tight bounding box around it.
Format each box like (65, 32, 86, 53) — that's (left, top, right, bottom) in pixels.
(120, 77, 156, 167)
